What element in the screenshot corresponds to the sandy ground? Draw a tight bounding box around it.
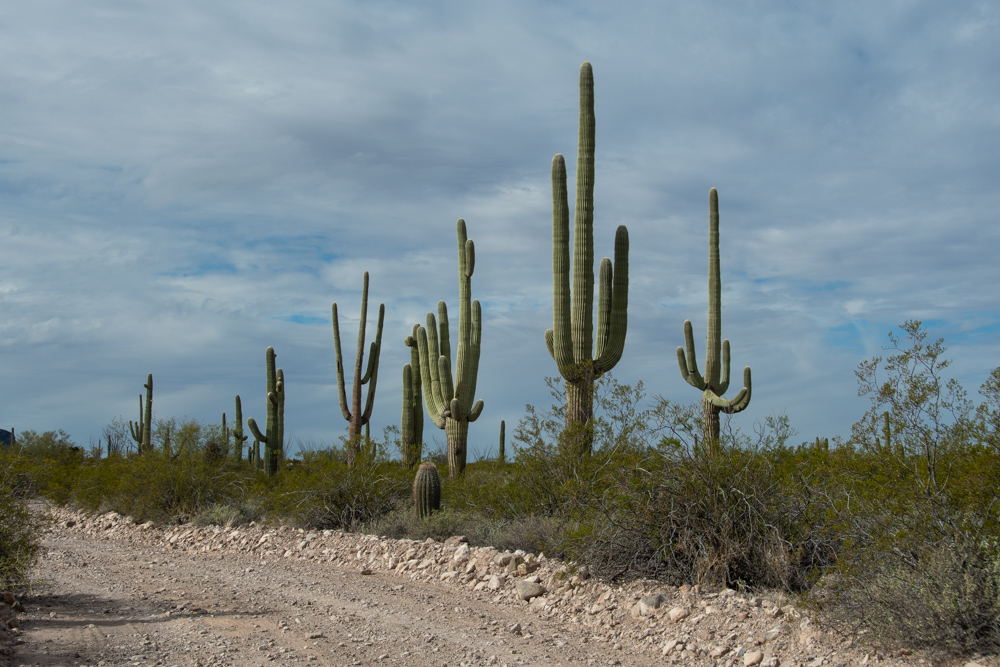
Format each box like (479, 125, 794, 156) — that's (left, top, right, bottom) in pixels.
(3, 504, 990, 667)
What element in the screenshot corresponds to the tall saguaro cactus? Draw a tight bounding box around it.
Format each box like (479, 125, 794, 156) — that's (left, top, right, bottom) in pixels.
(333, 271, 385, 466)
(677, 188, 752, 453)
(401, 326, 424, 468)
(247, 347, 285, 476)
(129, 373, 153, 454)
(545, 62, 629, 456)
(415, 219, 484, 478)
(232, 395, 248, 460)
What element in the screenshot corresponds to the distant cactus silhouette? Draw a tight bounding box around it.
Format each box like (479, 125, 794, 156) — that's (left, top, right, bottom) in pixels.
(247, 347, 284, 476)
(129, 374, 153, 454)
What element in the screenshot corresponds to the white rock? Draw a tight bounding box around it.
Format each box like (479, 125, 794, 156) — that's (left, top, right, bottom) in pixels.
(668, 606, 689, 622)
(516, 580, 546, 601)
(744, 651, 764, 666)
(453, 544, 471, 563)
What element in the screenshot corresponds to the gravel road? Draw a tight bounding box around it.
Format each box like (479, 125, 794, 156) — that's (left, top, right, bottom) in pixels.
(2, 505, 961, 667)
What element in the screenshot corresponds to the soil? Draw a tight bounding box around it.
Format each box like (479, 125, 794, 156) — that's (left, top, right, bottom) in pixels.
(2, 504, 991, 667)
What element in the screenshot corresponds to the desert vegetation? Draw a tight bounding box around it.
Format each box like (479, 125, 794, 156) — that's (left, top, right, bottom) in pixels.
(4, 320, 1000, 655)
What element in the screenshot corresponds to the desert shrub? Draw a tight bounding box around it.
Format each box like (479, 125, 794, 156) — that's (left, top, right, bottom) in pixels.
(192, 499, 265, 527)
(266, 442, 411, 530)
(0, 452, 42, 587)
(813, 321, 1000, 653)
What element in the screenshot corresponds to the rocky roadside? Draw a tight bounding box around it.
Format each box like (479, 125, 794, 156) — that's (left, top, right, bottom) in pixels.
(3, 505, 995, 667)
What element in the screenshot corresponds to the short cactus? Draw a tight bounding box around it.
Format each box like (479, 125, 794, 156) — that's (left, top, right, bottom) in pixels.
(414, 219, 484, 478)
(545, 62, 629, 457)
(677, 188, 751, 452)
(129, 374, 153, 454)
(413, 461, 441, 519)
(333, 271, 385, 466)
(401, 326, 424, 468)
(247, 347, 285, 476)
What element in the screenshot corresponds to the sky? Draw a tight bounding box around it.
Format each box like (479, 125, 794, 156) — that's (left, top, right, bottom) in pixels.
(2, 1, 999, 456)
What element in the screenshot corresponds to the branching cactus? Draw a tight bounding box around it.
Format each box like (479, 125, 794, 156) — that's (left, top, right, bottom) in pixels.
(677, 188, 751, 453)
(545, 62, 629, 457)
(129, 374, 153, 454)
(333, 271, 385, 467)
(413, 462, 441, 519)
(401, 326, 424, 468)
(232, 395, 248, 460)
(415, 219, 484, 478)
(247, 347, 285, 476)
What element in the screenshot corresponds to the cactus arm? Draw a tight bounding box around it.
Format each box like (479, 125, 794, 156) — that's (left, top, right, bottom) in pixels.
(725, 366, 752, 413)
(439, 356, 456, 417)
(406, 327, 424, 442)
(454, 297, 482, 419)
(360, 343, 377, 384)
(467, 299, 482, 411)
(360, 303, 385, 424)
(402, 363, 414, 450)
(706, 366, 752, 414)
(247, 417, 267, 443)
(331, 304, 352, 421)
(544, 328, 556, 360)
(572, 61, 596, 367)
(129, 411, 141, 444)
(436, 301, 451, 373)
(719, 339, 732, 395)
(594, 257, 612, 362)
(349, 272, 371, 427)
(678, 320, 706, 389)
(595, 225, 629, 375)
(550, 154, 574, 376)
(275, 367, 285, 452)
(467, 400, 484, 423)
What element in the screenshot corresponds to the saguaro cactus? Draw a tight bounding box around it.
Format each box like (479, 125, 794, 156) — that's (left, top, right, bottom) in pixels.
(415, 219, 484, 478)
(400, 326, 424, 468)
(129, 374, 153, 454)
(333, 271, 385, 466)
(677, 188, 752, 453)
(545, 62, 629, 457)
(232, 395, 248, 460)
(247, 347, 285, 476)
(498, 420, 506, 463)
(413, 462, 441, 519)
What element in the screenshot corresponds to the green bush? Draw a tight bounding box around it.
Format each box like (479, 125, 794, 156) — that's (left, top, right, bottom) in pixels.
(0, 452, 43, 587)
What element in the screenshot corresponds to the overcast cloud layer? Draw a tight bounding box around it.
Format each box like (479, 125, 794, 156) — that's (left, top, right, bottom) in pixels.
(2, 1, 999, 454)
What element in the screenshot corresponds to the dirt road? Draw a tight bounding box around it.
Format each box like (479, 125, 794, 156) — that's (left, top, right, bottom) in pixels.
(4, 506, 937, 667)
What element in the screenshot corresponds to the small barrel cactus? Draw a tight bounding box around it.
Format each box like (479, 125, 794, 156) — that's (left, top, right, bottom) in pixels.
(413, 462, 441, 519)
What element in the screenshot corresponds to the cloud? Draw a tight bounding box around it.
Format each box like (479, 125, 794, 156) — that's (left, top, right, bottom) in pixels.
(1, 1, 998, 448)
